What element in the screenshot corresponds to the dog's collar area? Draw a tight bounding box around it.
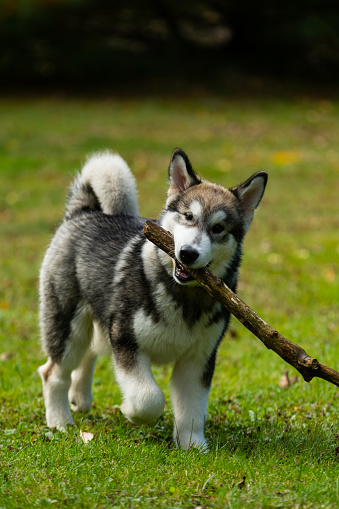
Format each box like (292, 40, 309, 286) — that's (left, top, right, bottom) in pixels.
(174, 261, 194, 283)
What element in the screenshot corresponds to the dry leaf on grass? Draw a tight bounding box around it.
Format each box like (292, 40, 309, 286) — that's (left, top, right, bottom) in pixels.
(232, 476, 246, 490)
(80, 430, 94, 444)
(237, 476, 246, 489)
(279, 370, 298, 389)
(0, 352, 15, 361)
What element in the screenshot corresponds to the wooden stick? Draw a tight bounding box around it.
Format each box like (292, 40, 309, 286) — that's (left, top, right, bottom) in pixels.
(143, 220, 339, 388)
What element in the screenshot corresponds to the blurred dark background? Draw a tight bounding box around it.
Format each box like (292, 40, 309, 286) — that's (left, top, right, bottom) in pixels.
(1, 0, 339, 95)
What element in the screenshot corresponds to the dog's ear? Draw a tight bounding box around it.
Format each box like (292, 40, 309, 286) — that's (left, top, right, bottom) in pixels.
(168, 149, 201, 196)
(231, 171, 268, 230)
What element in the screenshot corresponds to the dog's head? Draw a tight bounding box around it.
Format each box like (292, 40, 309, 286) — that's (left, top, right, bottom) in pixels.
(159, 148, 268, 285)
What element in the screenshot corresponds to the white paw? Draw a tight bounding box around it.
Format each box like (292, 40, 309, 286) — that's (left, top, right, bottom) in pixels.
(45, 410, 75, 430)
(120, 389, 165, 424)
(68, 390, 92, 412)
(175, 432, 209, 451)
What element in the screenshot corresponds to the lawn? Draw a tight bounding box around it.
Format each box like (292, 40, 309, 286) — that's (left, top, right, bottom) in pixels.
(0, 95, 338, 508)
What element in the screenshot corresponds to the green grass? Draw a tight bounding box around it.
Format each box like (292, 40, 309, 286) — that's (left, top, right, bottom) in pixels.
(0, 95, 338, 508)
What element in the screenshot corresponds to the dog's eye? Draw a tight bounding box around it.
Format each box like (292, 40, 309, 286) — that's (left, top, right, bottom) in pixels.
(211, 224, 224, 234)
(184, 213, 193, 221)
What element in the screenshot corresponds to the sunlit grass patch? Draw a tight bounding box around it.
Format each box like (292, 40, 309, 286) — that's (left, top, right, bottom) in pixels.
(0, 95, 338, 508)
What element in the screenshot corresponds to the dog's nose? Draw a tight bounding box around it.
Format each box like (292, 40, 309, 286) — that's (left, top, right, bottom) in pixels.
(179, 246, 199, 266)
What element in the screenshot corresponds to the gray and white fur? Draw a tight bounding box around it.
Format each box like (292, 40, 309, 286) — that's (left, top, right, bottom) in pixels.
(38, 148, 267, 450)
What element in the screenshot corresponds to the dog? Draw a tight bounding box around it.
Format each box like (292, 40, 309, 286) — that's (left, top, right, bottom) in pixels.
(38, 148, 267, 450)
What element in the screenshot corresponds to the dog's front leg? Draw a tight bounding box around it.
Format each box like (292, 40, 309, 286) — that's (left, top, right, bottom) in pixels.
(114, 351, 165, 425)
(170, 355, 211, 450)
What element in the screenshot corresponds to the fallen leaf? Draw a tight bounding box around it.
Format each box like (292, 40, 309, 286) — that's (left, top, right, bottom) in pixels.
(324, 266, 336, 283)
(237, 476, 246, 489)
(279, 370, 298, 389)
(0, 352, 15, 361)
(80, 430, 94, 444)
(228, 329, 239, 339)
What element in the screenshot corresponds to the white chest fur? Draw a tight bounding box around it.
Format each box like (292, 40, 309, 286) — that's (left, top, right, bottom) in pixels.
(132, 282, 224, 365)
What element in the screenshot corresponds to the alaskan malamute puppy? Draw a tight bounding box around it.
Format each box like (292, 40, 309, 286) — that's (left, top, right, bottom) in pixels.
(39, 149, 267, 449)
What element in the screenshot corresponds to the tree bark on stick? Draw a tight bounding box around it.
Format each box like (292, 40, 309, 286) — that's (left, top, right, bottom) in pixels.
(143, 220, 339, 388)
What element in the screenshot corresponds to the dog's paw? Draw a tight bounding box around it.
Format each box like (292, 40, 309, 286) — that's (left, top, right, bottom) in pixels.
(68, 393, 92, 413)
(120, 401, 154, 424)
(46, 413, 75, 430)
(175, 432, 209, 451)
(68, 377, 93, 413)
(51, 422, 75, 432)
(120, 395, 165, 424)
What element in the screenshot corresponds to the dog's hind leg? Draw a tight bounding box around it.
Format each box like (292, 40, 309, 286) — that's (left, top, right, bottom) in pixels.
(39, 358, 75, 429)
(68, 348, 97, 412)
(114, 351, 165, 425)
(68, 321, 109, 412)
(39, 303, 93, 429)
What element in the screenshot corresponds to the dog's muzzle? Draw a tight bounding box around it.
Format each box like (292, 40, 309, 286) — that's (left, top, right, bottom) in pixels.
(174, 246, 200, 283)
(179, 245, 199, 266)
(175, 261, 194, 283)
(174, 260, 194, 283)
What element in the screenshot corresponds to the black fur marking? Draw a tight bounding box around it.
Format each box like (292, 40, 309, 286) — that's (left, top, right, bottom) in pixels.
(65, 182, 101, 219)
(166, 197, 184, 214)
(61, 214, 161, 367)
(207, 306, 227, 327)
(110, 324, 139, 371)
(43, 279, 79, 363)
(201, 343, 219, 389)
(222, 244, 243, 292)
(202, 307, 231, 389)
(125, 239, 162, 325)
(154, 253, 217, 328)
(82, 184, 101, 211)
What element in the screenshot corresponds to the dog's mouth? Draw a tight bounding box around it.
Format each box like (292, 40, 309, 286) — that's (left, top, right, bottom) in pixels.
(174, 261, 194, 283)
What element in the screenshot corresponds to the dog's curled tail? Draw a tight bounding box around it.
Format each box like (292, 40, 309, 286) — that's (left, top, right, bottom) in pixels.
(65, 151, 139, 218)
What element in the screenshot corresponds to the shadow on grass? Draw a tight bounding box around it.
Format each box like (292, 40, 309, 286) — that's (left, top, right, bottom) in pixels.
(66, 403, 339, 466)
